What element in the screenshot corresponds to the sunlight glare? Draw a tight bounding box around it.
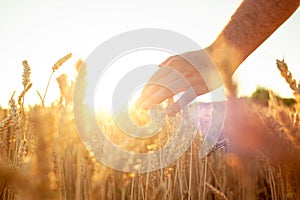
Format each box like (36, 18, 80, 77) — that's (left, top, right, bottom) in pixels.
(93, 49, 173, 114)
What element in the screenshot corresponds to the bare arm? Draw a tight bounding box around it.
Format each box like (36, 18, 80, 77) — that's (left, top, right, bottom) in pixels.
(139, 0, 299, 115)
(210, 0, 300, 77)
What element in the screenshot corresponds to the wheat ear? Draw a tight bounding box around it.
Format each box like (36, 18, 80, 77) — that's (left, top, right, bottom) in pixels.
(41, 53, 72, 106)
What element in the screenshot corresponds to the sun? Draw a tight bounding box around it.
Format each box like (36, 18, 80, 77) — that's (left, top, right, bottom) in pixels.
(92, 49, 173, 115)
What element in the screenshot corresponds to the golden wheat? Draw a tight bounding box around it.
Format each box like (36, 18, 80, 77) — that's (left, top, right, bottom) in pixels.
(22, 60, 31, 88)
(52, 53, 72, 72)
(0, 56, 299, 199)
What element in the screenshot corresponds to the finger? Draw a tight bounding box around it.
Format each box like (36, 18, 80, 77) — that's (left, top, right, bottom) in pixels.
(147, 66, 172, 83)
(160, 56, 188, 72)
(159, 55, 177, 67)
(166, 83, 209, 115)
(140, 88, 174, 110)
(136, 85, 161, 107)
(160, 58, 198, 81)
(138, 69, 182, 106)
(140, 67, 173, 95)
(166, 88, 198, 116)
(140, 77, 188, 109)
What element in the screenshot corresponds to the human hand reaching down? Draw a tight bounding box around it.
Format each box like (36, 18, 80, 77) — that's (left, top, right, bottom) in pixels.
(136, 47, 225, 116)
(137, 0, 299, 115)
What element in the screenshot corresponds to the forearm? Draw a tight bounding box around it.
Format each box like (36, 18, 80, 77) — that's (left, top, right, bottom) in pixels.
(209, 0, 299, 77)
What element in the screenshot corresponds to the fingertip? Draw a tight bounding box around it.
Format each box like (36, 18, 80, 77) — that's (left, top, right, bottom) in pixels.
(166, 103, 180, 116)
(140, 101, 151, 110)
(160, 55, 176, 66)
(160, 59, 169, 67)
(136, 94, 146, 107)
(166, 108, 175, 116)
(136, 87, 152, 107)
(158, 62, 167, 68)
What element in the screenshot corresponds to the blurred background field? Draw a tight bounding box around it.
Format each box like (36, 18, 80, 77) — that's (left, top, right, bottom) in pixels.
(0, 55, 300, 200)
(1, 1, 300, 199)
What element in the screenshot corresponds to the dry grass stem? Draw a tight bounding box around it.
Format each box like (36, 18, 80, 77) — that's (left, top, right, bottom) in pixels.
(0, 57, 299, 199)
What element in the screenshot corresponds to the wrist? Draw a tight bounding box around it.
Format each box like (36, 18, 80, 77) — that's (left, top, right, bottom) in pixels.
(206, 36, 243, 78)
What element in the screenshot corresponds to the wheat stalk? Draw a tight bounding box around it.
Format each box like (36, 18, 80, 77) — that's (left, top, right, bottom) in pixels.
(22, 60, 31, 88)
(205, 182, 228, 200)
(18, 83, 32, 107)
(52, 53, 72, 72)
(0, 116, 12, 131)
(8, 97, 20, 167)
(153, 182, 167, 200)
(276, 59, 300, 94)
(41, 53, 72, 106)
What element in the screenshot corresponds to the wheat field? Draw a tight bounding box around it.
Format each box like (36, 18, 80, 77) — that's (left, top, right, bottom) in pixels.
(0, 55, 300, 200)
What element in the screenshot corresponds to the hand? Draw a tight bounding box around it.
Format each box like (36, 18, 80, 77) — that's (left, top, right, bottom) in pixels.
(137, 47, 224, 115)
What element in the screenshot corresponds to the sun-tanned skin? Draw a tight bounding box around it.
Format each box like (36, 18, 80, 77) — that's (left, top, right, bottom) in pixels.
(137, 0, 299, 115)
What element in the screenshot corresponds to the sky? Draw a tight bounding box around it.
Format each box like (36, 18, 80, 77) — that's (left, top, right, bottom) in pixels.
(1, 0, 300, 109)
